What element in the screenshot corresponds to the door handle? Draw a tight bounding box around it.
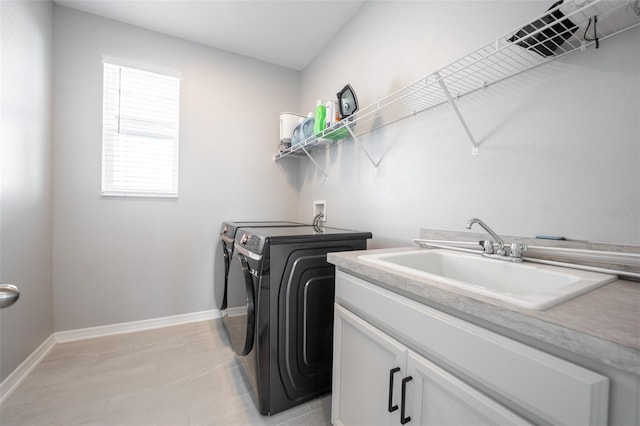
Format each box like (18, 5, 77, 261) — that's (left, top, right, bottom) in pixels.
(400, 375, 413, 424)
(0, 284, 20, 309)
(238, 256, 255, 356)
(388, 367, 401, 412)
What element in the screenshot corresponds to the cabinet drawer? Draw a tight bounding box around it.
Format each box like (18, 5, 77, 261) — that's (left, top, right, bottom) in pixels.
(336, 271, 609, 425)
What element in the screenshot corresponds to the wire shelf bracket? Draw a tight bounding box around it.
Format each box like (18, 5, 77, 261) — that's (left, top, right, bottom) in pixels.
(301, 145, 328, 178)
(346, 125, 383, 168)
(435, 72, 480, 156)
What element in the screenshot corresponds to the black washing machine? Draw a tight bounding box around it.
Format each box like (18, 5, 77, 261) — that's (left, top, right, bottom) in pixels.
(224, 225, 372, 415)
(214, 221, 306, 312)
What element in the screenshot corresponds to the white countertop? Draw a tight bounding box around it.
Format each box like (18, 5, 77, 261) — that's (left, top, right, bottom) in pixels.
(328, 247, 640, 376)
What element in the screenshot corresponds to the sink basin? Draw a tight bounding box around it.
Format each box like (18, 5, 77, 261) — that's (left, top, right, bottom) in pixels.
(359, 249, 617, 310)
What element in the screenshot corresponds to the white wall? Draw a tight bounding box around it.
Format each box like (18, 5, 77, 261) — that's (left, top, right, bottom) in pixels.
(0, 0, 54, 381)
(53, 6, 300, 331)
(7, 1, 636, 339)
(296, 1, 640, 248)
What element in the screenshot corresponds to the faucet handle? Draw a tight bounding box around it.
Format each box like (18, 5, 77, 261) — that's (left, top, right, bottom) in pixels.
(510, 242, 528, 258)
(479, 240, 494, 254)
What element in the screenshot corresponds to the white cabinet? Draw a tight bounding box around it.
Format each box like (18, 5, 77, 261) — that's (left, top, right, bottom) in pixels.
(407, 352, 529, 425)
(332, 304, 529, 426)
(332, 304, 406, 426)
(332, 271, 610, 425)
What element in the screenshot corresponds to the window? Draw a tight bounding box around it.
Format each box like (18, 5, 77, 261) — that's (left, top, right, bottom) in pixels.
(102, 60, 180, 197)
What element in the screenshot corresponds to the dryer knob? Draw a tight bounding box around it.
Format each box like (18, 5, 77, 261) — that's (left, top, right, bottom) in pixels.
(240, 234, 249, 245)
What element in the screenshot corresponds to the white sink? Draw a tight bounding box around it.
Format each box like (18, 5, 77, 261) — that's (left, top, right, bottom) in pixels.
(359, 249, 617, 310)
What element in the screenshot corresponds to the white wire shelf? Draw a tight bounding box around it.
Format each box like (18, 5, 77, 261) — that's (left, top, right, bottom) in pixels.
(273, 0, 640, 165)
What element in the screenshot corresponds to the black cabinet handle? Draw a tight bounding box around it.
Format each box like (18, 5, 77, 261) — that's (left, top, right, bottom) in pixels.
(400, 375, 413, 424)
(388, 367, 401, 412)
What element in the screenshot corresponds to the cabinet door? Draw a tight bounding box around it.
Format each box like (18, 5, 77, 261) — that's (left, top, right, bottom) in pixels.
(407, 352, 531, 426)
(332, 304, 407, 426)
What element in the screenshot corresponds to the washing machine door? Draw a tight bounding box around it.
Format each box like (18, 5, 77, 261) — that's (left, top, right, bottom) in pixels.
(224, 253, 255, 356)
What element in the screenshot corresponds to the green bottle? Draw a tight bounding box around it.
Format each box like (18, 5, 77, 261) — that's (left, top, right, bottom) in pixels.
(313, 99, 326, 135)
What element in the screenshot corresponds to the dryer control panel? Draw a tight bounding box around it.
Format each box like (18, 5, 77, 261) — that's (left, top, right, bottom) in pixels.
(235, 231, 265, 255)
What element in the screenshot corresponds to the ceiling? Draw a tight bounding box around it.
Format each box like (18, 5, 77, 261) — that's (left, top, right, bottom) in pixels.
(54, 0, 365, 70)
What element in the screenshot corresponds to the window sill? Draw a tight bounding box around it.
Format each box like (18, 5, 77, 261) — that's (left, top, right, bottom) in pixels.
(101, 191, 178, 199)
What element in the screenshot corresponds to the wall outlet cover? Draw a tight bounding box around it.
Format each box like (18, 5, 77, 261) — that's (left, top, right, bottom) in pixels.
(313, 200, 327, 222)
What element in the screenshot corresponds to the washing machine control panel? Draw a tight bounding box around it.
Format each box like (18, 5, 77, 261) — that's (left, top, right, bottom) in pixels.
(220, 223, 237, 239)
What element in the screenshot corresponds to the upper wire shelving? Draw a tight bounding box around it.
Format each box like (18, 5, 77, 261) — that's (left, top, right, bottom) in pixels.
(273, 0, 640, 167)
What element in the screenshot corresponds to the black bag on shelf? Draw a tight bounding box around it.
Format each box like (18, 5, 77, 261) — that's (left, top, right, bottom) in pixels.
(508, 0, 578, 57)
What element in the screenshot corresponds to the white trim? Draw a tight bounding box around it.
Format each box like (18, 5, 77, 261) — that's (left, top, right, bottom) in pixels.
(101, 191, 179, 199)
(0, 333, 57, 405)
(56, 309, 220, 343)
(224, 306, 245, 318)
(102, 55, 182, 79)
(0, 309, 220, 403)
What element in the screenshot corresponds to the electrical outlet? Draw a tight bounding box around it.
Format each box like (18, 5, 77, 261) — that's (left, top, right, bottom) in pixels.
(313, 200, 327, 223)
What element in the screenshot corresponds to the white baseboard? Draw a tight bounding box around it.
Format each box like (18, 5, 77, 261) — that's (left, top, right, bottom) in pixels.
(224, 306, 245, 318)
(0, 333, 57, 405)
(56, 309, 221, 343)
(0, 309, 221, 403)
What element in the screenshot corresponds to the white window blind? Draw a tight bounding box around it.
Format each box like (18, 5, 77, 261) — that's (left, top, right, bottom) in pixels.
(102, 61, 180, 197)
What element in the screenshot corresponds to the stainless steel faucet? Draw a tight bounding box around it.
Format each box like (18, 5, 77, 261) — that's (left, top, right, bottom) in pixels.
(465, 218, 526, 262)
(466, 218, 506, 255)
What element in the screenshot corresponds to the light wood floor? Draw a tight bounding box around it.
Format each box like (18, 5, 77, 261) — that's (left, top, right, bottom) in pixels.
(0, 319, 331, 426)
